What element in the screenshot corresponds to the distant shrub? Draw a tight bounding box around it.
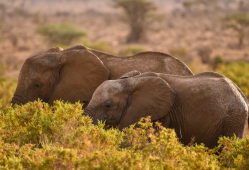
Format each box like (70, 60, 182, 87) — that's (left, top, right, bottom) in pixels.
(212, 55, 225, 70)
(36, 23, 87, 45)
(118, 46, 146, 56)
(216, 61, 249, 98)
(197, 47, 212, 64)
(83, 41, 115, 54)
(169, 47, 192, 64)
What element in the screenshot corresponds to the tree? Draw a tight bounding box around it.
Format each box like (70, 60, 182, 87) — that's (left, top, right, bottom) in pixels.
(222, 12, 249, 47)
(112, 0, 157, 43)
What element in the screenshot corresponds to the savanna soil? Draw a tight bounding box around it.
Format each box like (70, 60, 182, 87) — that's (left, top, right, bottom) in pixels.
(0, 0, 248, 136)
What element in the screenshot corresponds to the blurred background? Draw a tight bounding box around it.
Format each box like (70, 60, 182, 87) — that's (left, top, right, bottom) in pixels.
(0, 0, 249, 136)
(0, 0, 249, 102)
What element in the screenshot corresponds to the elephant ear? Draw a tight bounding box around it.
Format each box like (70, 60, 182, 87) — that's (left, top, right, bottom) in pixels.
(48, 49, 109, 105)
(120, 70, 141, 79)
(119, 76, 175, 130)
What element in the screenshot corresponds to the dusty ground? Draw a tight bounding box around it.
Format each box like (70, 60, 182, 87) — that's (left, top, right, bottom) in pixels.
(0, 0, 249, 77)
(0, 0, 248, 136)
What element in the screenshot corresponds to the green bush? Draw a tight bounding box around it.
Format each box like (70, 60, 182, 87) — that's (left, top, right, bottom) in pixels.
(212, 55, 225, 70)
(214, 135, 249, 169)
(0, 102, 220, 169)
(0, 63, 17, 106)
(216, 61, 249, 98)
(36, 23, 87, 46)
(169, 47, 192, 64)
(0, 99, 249, 169)
(118, 46, 146, 56)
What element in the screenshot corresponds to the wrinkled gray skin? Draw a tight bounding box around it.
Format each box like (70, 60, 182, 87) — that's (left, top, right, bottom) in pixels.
(11, 45, 193, 107)
(83, 71, 248, 149)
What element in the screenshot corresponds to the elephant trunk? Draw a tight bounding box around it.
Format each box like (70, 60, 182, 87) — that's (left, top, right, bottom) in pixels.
(11, 94, 25, 105)
(11, 87, 26, 105)
(82, 108, 93, 117)
(82, 107, 105, 126)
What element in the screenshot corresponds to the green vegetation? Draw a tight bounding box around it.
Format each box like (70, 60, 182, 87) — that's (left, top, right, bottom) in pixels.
(169, 47, 192, 64)
(36, 23, 87, 46)
(216, 61, 249, 98)
(112, 0, 158, 43)
(118, 45, 145, 56)
(182, 0, 219, 12)
(222, 12, 249, 47)
(0, 100, 249, 169)
(212, 55, 225, 70)
(0, 63, 17, 106)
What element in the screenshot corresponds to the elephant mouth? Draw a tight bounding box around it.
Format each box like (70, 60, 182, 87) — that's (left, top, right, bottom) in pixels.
(11, 95, 25, 105)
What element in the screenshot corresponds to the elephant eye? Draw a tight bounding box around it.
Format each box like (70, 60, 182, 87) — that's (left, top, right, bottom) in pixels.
(104, 101, 112, 109)
(34, 83, 40, 89)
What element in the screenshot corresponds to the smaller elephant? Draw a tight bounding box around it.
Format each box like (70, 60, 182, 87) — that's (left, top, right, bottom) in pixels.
(83, 71, 249, 149)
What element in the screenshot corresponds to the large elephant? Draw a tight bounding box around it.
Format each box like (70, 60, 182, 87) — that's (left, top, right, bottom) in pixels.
(11, 45, 193, 106)
(83, 71, 248, 149)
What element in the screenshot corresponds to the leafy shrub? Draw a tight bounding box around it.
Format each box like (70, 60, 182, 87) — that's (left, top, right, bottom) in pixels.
(118, 46, 146, 56)
(215, 61, 249, 98)
(214, 135, 249, 169)
(212, 55, 225, 70)
(0, 102, 220, 169)
(36, 23, 87, 45)
(0, 99, 249, 169)
(0, 63, 17, 106)
(169, 47, 192, 64)
(1, 100, 83, 146)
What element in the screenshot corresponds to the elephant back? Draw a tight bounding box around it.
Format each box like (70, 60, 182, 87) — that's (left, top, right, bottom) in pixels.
(88, 48, 193, 79)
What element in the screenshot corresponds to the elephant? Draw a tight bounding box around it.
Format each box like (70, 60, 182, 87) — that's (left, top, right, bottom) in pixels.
(11, 45, 193, 107)
(83, 71, 249, 149)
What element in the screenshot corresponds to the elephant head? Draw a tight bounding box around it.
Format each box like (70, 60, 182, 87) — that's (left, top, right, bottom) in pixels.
(83, 73, 175, 130)
(11, 47, 109, 106)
